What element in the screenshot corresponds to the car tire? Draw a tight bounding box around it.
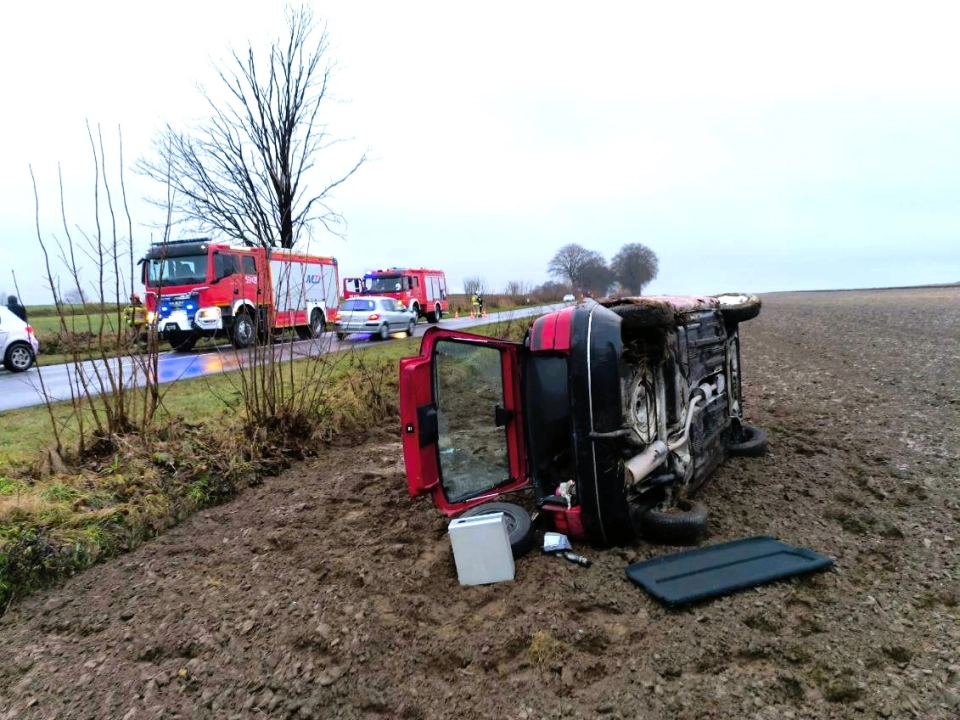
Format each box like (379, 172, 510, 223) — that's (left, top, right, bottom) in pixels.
(336, 332, 347, 341)
(377, 323, 390, 341)
(434, 304, 443, 322)
(460, 502, 535, 559)
(4, 342, 35, 372)
(728, 423, 768, 457)
(232, 312, 255, 349)
(607, 301, 675, 331)
(640, 500, 708, 544)
(716, 294, 762, 324)
(407, 319, 416, 336)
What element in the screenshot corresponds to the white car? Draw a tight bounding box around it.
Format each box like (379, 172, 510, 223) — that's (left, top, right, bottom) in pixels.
(562, 293, 576, 304)
(0, 306, 39, 372)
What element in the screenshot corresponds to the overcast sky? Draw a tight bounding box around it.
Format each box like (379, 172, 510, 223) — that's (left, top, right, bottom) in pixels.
(2, 0, 959, 304)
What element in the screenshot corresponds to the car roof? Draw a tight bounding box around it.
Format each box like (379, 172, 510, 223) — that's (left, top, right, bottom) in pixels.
(0, 306, 26, 323)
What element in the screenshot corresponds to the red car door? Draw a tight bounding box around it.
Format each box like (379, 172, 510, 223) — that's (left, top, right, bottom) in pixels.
(400, 327, 530, 515)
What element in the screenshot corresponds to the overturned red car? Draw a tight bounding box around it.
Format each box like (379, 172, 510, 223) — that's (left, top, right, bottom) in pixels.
(399, 294, 767, 548)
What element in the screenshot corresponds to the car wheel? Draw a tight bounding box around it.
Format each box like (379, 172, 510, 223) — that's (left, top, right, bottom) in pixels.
(460, 502, 535, 559)
(377, 323, 390, 341)
(232, 312, 255, 349)
(640, 500, 708, 544)
(4, 342, 35, 372)
(728, 423, 768, 457)
(426, 310, 437, 324)
(336, 332, 347, 341)
(716, 293, 762, 324)
(407, 319, 416, 336)
(434, 303, 443, 322)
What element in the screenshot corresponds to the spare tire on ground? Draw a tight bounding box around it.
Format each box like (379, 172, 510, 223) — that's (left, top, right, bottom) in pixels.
(640, 500, 708, 544)
(460, 502, 535, 559)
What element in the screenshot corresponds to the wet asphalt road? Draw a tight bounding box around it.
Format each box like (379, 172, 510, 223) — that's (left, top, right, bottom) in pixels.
(0, 304, 563, 412)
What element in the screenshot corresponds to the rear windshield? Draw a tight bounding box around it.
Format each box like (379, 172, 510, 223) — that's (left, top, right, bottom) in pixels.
(342, 299, 376, 311)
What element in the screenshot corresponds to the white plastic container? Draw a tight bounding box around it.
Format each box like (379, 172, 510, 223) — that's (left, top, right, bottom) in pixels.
(448, 512, 515, 585)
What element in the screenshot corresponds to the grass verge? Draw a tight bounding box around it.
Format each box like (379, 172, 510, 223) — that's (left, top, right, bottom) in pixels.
(0, 315, 534, 610)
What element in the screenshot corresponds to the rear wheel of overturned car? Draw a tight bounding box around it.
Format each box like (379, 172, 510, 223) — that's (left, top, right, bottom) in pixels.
(716, 293, 762, 325)
(4, 342, 35, 372)
(232, 312, 255, 349)
(460, 502, 535, 559)
(640, 500, 708, 544)
(728, 423, 768, 457)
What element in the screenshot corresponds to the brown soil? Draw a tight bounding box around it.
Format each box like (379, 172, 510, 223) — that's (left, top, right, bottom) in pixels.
(2, 287, 959, 720)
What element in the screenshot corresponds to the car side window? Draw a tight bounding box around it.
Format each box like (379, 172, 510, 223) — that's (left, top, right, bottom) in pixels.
(433, 340, 510, 502)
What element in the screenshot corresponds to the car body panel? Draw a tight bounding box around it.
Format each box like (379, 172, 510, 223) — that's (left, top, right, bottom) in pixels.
(399, 327, 530, 515)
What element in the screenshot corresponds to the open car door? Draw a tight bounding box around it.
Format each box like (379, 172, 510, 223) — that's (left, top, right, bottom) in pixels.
(400, 327, 530, 515)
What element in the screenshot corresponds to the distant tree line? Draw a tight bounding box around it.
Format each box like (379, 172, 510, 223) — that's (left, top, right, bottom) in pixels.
(543, 242, 659, 298)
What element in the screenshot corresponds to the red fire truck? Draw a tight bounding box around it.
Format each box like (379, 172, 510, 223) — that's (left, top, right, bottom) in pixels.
(141, 239, 340, 351)
(342, 268, 448, 323)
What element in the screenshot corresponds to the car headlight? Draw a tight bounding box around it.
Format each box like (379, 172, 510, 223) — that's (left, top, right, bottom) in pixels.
(197, 307, 222, 321)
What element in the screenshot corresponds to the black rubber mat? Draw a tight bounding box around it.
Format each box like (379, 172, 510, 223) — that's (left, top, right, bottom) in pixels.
(624, 536, 834, 607)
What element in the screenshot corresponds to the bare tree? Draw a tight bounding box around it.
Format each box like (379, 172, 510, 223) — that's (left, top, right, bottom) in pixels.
(138, 5, 365, 249)
(611, 242, 659, 295)
(547, 243, 606, 289)
(462, 275, 486, 295)
(503, 279, 531, 297)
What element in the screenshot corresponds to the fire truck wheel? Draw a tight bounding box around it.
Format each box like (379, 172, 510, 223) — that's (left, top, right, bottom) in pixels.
(411, 302, 420, 319)
(460, 502, 535, 559)
(232, 312, 255, 349)
(168, 332, 197, 352)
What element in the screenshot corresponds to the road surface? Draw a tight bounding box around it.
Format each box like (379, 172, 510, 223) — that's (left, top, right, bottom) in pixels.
(0, 304, 564, 412)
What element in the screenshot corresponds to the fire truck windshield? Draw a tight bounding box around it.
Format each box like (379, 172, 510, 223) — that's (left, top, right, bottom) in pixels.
(147, 255, 208, 287)
(364, 274, 403, 293)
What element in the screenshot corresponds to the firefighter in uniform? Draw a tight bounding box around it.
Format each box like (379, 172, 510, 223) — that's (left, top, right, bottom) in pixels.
(124, 293, 146, 345)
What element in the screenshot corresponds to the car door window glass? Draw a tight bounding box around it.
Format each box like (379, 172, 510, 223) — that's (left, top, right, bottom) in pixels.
(433, 340, 510, 502)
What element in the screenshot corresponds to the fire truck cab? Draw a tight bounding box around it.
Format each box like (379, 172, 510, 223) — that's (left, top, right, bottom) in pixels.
(141, 239, 339, 351)
(343, 268, 448, 323)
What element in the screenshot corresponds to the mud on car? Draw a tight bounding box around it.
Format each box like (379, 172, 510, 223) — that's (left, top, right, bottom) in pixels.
(399, 294, 767, 549)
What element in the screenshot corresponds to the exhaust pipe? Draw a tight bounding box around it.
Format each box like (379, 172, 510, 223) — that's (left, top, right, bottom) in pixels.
(624, 440, 669, 485)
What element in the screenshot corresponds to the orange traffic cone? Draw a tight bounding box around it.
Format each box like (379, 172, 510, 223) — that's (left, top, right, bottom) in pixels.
(482, 310, 488, 318)
(469, 310, 475, 319)
(454, 310, 460, 319)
